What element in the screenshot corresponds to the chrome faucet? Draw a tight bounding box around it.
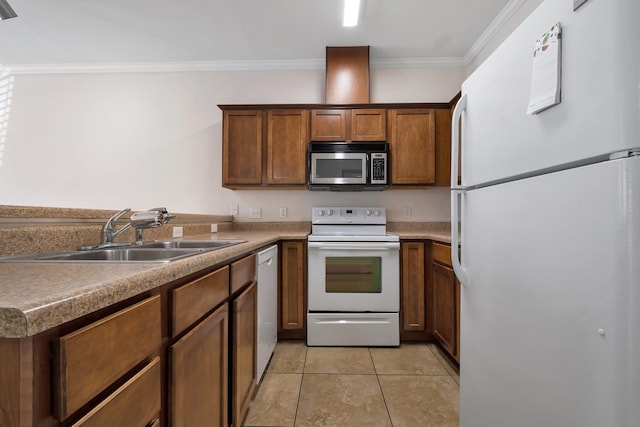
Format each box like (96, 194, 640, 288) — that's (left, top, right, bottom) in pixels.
(100, 208, 132, 247)
(131, 207, 175, 244)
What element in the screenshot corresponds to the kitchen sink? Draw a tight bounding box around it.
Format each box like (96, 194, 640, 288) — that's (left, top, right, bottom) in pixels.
(0, 240, 247, 263)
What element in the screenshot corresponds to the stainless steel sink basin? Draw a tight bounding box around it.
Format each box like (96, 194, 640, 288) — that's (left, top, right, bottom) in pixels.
(39, 248, 203, 262)
(137, 240, 246, 249)
(0, 240, 246, 263)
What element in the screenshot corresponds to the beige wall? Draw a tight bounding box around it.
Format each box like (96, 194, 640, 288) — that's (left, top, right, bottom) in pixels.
(0, 67, 464, 221)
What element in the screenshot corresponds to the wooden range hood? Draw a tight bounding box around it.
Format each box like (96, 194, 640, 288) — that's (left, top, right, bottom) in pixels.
(325, 46, 370, 104)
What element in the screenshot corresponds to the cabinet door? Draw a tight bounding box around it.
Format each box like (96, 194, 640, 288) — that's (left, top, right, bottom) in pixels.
(279, 240, 306, 332)
(388, 109, 436, 185)
(310, 109, 346, 141)
(170, 304, 228, 427)
(267, 110, 309, 184)
(432, 262, 457, 358)
(223, 110, 263, 185)
(232, 281, 257, 427)
(351, 109, 386, 141)
(435, 107, 453, 186)
(401, 242, 427, 332)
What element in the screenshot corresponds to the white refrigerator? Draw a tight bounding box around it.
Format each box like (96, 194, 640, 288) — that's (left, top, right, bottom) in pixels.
(451, 0, 640, 426)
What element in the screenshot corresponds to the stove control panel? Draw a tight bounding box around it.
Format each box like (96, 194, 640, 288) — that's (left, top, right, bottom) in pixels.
(312, 207, 386, 225)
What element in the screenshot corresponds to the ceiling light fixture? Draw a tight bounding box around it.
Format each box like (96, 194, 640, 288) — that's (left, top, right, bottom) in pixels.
(0, 0, 17, 20)
(343, 0, 360, 27)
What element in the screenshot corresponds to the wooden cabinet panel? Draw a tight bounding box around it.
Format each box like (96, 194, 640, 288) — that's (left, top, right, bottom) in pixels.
(232, 282, 257, 427)
(401, 242, 427, 332)
(388, 109, 436, 185)
(71, 358, 161, 427)
(310, 109, 347, 141)
(170, 304, 228, 427)
(55, 295, 161, 420)
(279, 241, 306, 332)
(230, 254, 256, 294)
(432, 254, 459, 361)
(171, 266, 229, 337)
(432, 242, 452, 266)
(325, 46, 370, 105)
(435, 108, 453, 186)
(223, 110, 263, 185)
(351, 109, 386, 141)
(267, 110, 309, 184)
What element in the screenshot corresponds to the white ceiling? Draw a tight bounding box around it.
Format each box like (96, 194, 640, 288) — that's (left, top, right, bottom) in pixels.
(0, 0, 519, 70)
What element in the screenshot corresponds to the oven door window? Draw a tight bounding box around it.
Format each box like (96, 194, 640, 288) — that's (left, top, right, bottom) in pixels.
(325, 257, 382, 293)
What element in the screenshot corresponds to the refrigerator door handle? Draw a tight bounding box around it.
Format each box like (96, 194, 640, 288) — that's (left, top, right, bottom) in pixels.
(451, 189, 467, 285)
(450, 94, 467, 190)
(451, 94, 468, 285)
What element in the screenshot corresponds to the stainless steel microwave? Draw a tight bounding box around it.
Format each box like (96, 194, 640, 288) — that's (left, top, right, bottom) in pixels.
(308, 142, 389, 191)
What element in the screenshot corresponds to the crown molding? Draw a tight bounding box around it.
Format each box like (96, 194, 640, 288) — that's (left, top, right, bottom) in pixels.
(464, 0, 528, 65)
(4, 56, 468, 74)
(2, 0, 526, 75)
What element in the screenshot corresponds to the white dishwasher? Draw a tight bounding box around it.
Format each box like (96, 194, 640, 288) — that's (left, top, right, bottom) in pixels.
(256, 244, 278, 383)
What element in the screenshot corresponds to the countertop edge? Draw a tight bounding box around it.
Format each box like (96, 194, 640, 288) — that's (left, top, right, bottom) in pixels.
(1, 229, 452, 338)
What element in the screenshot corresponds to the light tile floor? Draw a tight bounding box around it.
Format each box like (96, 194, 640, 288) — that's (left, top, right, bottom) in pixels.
(243, 342, 459, 427)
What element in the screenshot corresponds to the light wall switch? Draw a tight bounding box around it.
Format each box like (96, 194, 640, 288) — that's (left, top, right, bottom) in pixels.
(280, 207, 287, 219)
(211, 224, 218, 233)
(172, 226, 184, 238)
(231, 204, 239, 216)
(249, 207, 262, 219)
(403, 207, 412, 219)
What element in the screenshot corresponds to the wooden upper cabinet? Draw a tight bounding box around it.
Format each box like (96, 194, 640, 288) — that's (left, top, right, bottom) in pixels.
(388, 108, 436, 185)
(267, 110, 309, 184)
(311, 108, 385, 142)
(435, 108, 453, 186)
(310, 109, 346, 141)
(223, 110, 263, 186)
(350, 109, 386, 141)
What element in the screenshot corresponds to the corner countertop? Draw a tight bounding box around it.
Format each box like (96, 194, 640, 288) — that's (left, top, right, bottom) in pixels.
(0, 226, 452, 339)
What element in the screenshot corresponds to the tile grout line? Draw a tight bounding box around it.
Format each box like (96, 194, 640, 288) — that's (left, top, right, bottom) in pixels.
(292, 343, 309, 427)
(369, 347, 395, 427)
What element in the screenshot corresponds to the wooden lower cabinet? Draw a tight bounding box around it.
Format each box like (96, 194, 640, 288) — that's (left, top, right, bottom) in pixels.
(431, 242, 461, 362)
(400, 242, 429, 340)
(169, 304, 229, 427)
(232, 281, 257, 427)
(279, 240, 306, 339)
(71, 357, 162, 427)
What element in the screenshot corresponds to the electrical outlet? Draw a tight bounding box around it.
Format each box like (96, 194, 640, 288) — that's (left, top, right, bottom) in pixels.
(231, 204, 239, 216)
(279, 207, 287, 219)
(210, 224, 218, 233)
(403, 207, 411, 219)
(172, 226, 184, 238)
(249, 207, 262, 219)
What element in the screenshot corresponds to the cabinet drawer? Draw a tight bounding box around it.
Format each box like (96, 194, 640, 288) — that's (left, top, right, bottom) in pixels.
(71, 357, 161, 427)
(230, 254, 256, 294)
(55, 295, 161, 420)
(432, 242, 452, 266)
(172, 266, 230, 337)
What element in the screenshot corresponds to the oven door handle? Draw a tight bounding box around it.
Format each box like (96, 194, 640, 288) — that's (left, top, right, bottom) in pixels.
(308, 242, 400, 250)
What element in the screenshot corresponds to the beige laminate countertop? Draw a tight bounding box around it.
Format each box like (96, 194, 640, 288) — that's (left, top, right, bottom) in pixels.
(0, 228, 452, 339)
(0, 230, 306, 338)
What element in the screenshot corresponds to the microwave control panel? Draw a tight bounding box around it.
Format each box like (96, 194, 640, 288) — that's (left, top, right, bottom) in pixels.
(370, 153, 387, 184)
